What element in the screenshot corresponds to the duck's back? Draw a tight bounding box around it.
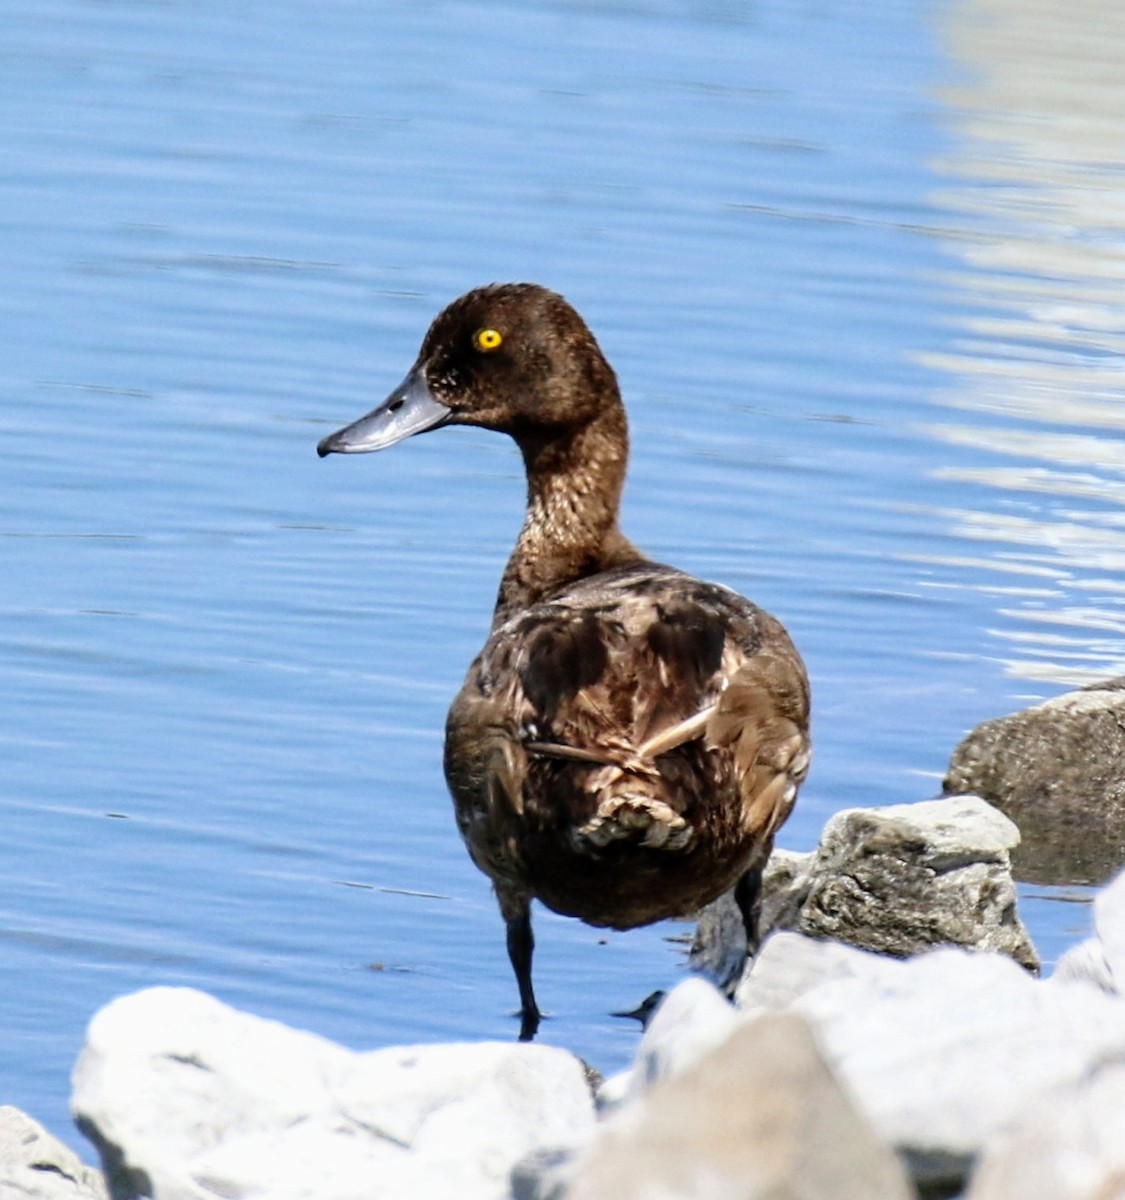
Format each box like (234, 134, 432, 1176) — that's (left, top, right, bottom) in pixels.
(444, 562, 810, 929)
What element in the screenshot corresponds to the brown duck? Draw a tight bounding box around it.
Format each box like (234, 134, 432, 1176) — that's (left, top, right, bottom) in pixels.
(318, 283, 810, 1039)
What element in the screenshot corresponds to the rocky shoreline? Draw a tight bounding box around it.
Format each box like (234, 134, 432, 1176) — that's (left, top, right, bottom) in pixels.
(5, 679, 1125, 1200)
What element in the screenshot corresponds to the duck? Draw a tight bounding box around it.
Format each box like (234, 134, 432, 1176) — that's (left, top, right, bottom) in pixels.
(317, 283, 811, 1040)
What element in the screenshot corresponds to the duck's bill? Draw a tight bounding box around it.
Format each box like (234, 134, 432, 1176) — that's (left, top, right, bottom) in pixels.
(317, 368, 451, 457)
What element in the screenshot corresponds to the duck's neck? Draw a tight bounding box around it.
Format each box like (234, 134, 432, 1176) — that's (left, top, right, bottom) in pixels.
(494, 403, 645, 624)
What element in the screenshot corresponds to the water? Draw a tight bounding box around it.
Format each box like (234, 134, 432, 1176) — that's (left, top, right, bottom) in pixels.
(3, 0, 1123, 1152)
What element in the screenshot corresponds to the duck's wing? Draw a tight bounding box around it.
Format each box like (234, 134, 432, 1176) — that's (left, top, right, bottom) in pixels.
(705, 639, 811, 848)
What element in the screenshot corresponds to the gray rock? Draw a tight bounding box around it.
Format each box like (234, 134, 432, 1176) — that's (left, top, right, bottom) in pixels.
(686, 886, 754, 990)
(964, 1060, 1125, 1200)
(552, 1013, 914, 1200)
(688, 849, 808, 989)
(694, 795, 1038, 976)
(945, 677, 1125, 885)
(71, 986, 595, 1200)
(0, 1107, 108, 1200)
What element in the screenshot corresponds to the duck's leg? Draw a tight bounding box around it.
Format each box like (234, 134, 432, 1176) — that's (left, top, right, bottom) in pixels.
(498, 886, 540, 1040)
(735, 832, 777, 959)
(733, 862, 765, 957)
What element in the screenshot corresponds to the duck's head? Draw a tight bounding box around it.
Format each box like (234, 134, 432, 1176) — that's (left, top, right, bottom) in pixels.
(317, 283, 619, 457)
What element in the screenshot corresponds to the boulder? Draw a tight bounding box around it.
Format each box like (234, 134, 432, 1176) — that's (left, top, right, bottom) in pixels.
(692, 794, 1038, 977)
(747, 936, 1125, 1194)
(638, 867, 1125, 1198)
(735, 930, 908, 1016)
(944, 677, 1125, 885)
(960, 871, 1125, 1199)
(625, 908, 1125, 1199)
(1051, 935, 1114, 991)
(0, 1106, 108, 1200)
(71, 987, 595, 1200)
(526, 1012, 913, 1200)
(602, 945, 901, 1109)
(963, 1059, 1125, 1200)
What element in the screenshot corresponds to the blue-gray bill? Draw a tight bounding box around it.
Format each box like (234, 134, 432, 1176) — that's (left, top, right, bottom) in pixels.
(317, 367, 451, 457)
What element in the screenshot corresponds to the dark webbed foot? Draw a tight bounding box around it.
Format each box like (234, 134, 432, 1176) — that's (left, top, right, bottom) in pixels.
(517, 1002, 540, 1042)
(612, 990, 666, 1028)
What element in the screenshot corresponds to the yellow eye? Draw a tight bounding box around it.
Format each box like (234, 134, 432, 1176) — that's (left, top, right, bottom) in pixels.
(475, 327, 503, 352)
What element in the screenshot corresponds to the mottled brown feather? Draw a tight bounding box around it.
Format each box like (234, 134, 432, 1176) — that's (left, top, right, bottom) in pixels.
(444, 563, 810, 929)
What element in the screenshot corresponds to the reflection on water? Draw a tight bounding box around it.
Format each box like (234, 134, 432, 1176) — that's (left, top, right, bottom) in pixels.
(926, 0, 1125, 688)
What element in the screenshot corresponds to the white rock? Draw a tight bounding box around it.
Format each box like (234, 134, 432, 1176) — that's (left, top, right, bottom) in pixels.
(1048, 868, 1125, 996)
(609, 935, 946, 1120)
(1094, 865, 1125, 988)
(788, 947, 1125, 1190)
(964, 1060, 1125, 1200)
(1050, 937, 1114, 994)
(736, 930, 907, 1016)
(0, 1106, 108, 1200)
(607, 977, 741, 1106)
(71, 987, 595, 1200)
(561, 1013, 913, 1200)
(337, 1041, 593, 1186)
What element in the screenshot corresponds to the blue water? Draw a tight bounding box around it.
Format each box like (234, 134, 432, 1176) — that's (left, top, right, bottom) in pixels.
(3, 0, 1123, 1152)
